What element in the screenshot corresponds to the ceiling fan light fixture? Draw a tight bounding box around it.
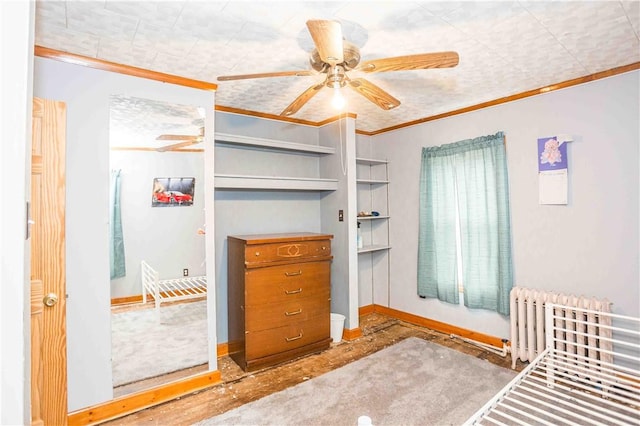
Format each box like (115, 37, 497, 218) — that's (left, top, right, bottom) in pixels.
(331, 86, 347, 110)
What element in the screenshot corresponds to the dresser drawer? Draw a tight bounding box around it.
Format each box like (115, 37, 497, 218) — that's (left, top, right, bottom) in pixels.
(245, 315, 330, 359)
(245, 261, 330, 305)
(244, 239, 331, 266)
(245, 296, 330, 332)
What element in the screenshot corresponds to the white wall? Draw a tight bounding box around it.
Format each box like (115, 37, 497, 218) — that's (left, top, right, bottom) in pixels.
(110, 151, 206, 298)
(33, 58, 215, 411)
(374, 71, 640, 339)
(0, 2, 33, 424)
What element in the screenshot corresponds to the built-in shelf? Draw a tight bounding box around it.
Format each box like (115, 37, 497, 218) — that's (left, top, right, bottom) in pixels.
(356, 215, 390, 220)
(356, 157, 388, 166)
(358, 244, 391, 254)
(356, 150, 391, 308)
(357, 178, 389, 185)
(215, 132, 335, 155)
(214, 174, 338, 191)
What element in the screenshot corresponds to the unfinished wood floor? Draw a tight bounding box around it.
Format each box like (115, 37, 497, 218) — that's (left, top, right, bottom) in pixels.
(105, 313, 523, 425)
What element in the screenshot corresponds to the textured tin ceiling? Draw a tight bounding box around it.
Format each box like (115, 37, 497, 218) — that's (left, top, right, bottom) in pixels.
(36, 1, 640, 134)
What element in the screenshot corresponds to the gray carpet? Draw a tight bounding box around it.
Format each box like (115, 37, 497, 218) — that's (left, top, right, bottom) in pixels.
(111, 300, 208, 386)
(197, 337, 516, 426)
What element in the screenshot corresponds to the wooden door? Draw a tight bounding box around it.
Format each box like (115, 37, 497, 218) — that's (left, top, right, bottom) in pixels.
(30, 97, 67, 425)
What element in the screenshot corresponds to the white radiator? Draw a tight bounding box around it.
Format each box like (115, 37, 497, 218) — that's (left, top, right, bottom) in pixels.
(509, 286, 612, 369)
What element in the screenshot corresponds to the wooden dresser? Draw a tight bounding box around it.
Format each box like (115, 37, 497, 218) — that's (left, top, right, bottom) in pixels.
(227, 232, 333, 371)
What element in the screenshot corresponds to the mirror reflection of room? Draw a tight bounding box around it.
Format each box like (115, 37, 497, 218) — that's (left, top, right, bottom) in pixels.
(108, 95, 207, 397)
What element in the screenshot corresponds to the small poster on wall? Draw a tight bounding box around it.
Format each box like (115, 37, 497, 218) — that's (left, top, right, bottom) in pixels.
(538, 135, 572, 205)
(151, 177, 195, 207)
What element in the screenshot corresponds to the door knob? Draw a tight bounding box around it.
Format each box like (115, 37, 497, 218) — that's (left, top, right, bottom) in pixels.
(43, 293, 59, 307)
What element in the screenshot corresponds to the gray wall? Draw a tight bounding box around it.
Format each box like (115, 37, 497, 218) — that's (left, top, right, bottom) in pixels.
(213, 113, 360, 335)
(373, 70, 640, 339)
(110, 151, 206, 298)
(319, 117, 359, 329)
(33, 57, 215, 411)
(214, 112, 325, 342)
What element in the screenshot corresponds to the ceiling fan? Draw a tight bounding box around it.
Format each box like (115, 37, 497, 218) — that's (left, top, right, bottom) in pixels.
(217, 20, 459, 116)
(155, 126, 204, 152)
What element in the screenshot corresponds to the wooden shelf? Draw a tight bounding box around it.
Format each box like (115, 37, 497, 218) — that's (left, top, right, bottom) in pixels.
(358, 244, 391, 254)
(215, 132, 335, 155)
(356, 157, 388, 166)
(214, 174, 338, 191)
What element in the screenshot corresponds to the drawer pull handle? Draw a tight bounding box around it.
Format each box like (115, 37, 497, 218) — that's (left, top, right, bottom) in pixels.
(285, 288, 302, 295)
(285, 270, 302, 277)
(285, 332, 303, 342)
(285, 308, 302, 316)
(255, 251, 260, 256)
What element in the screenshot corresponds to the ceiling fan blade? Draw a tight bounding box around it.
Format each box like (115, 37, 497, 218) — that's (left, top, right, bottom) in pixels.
(281, 83, 325, 116)
(347, 78, 400, 110)
(156, 134, 199, 141)
(356, 51, 459, 73)
(306, 20, 344, 66)
(217, 70, 315, 81)
(156, 139, 202, 152)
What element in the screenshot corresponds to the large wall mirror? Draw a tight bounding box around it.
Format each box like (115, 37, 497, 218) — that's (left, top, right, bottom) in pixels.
(108, 95, 207, 397)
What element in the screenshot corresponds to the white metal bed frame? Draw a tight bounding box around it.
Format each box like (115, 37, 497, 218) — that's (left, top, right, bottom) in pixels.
(466, 303, 640, 426)
(141, 260, 207, 312)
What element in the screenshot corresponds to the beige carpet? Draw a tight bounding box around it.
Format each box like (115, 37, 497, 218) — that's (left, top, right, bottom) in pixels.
(111, 300, 207, 387)
(197, 337, 516, 426)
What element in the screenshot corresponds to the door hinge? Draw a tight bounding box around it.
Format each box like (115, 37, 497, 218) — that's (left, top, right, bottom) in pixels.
(25, 201, 34, 240)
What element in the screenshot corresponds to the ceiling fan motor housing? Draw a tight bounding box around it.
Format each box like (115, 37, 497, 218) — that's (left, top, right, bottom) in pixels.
(327, 65, 347, 88)
(309, 40, 361, 72)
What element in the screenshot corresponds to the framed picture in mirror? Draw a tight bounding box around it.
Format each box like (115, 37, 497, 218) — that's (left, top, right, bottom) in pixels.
(151, 177, 195, 207)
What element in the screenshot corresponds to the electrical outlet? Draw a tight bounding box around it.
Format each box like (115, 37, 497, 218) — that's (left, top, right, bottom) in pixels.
(183, 268, 189, 277)
(338, 209, 344, 222)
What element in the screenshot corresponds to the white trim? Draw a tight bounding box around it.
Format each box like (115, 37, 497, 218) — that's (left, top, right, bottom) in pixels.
(0, 1, 34, 424)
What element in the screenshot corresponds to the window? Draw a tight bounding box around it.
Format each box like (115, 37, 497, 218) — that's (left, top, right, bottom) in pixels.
(417, 131, 512, 316)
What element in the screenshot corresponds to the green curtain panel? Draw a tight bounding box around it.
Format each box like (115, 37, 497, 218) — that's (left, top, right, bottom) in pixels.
(418, 132, 512, 315)
(417, 143, 460, 305)
(110, 169, 126, 279)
